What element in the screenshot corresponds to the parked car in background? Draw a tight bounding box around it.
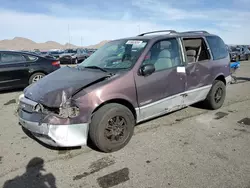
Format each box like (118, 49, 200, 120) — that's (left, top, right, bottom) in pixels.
(88, 48, 97, 55)
(0, 50, 60, 90)
(47, 50, 64, 59)
(59, 48, 89, 64)
(17, 30, 231, 152)
(229, 45, 250, 61)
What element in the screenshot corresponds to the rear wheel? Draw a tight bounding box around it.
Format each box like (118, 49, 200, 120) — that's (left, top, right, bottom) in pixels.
(203, 80, 226, 110)
(29, 72, 45, 85)
(89, 103, 135, 153)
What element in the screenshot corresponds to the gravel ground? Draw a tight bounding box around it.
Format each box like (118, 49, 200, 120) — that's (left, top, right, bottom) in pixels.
(0, 61, 250, 188)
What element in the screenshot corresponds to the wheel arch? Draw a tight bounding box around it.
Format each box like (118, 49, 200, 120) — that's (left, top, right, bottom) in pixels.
(214, 74, 226, 85)
(92, 98, 137, 121)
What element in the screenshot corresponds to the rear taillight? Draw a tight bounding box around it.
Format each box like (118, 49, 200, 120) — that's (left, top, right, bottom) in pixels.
(52, 61, 60, 66)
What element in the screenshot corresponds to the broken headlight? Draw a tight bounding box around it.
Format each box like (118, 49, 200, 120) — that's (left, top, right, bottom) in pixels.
(59, 105, 80, 118)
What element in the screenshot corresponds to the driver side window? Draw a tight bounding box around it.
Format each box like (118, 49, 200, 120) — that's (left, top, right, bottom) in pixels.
(142, 38, 181, 71)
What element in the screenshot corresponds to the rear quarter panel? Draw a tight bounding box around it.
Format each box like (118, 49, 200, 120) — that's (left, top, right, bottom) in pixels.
(28, 57, 59, 75)
(210, 55, 231, 82)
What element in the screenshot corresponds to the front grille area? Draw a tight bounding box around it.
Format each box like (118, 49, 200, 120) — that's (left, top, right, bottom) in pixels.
(20, 102, 34, 113)
(19, 96, 38, 113)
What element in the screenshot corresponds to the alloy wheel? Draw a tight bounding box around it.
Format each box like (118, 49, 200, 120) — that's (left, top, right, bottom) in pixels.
(105, 116, 128, 143)
(32, 74, 44, 83)
(214, 87, 223, 103)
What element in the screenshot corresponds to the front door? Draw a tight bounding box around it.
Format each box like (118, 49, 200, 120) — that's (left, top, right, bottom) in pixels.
(134, 38, 186, 122)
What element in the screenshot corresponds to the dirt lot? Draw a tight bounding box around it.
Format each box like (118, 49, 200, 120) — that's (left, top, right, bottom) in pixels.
(0, 62, 250, 188)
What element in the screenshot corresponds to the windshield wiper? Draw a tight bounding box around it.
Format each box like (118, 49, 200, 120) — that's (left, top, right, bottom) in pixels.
(83, 66, 107, 72)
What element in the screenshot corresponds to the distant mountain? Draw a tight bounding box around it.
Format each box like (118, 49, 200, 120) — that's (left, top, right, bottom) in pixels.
(86, 40, 110, 49)
(0, 37, 110, 51)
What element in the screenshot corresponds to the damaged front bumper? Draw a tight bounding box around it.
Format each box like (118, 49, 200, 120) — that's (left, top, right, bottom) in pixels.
(18, 94, 89, 147)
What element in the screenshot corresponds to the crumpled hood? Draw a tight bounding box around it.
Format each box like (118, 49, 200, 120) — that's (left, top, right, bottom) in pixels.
(24, 66, 111, 107)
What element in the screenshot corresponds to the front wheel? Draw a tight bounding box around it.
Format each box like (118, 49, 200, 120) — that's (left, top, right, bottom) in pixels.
(203, 80, 226, 110)
(89, 103, 135, 153)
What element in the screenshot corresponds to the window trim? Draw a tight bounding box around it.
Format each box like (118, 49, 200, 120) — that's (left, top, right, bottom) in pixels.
(137, 37, 184, 75)
(180, 36, 212, 64)
(205, 36, 228, 61)
(26, 55, 39, 62)
(0, 52, 27, 64)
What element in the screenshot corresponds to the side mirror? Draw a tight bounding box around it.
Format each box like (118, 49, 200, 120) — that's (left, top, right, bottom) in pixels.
(139, 64, 155, 76)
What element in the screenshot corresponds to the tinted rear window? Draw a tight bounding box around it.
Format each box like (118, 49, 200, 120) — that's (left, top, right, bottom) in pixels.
(27, 55, 39, 61)
(205, 36, 228, 60)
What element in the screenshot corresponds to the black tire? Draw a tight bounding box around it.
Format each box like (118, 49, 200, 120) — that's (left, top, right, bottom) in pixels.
(28, 72, 45, 85)
(246, 55, 249, 61)
(89, 103, 135, 153)
(204, 80, 226, 110)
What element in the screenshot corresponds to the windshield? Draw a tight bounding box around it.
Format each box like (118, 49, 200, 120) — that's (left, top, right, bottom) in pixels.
(79, 39, 148, 71)
(230, 47, 241, 52)
(65, 49, 77, 53)
(49, 51, 64, 55)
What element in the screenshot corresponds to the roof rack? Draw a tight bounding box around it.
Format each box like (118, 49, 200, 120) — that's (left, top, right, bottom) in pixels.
(138, 30, 177, 36)
(179, 30, 209, 34)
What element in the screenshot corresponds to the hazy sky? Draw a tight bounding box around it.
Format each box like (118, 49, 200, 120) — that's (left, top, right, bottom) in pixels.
(0, 0, 249, 45)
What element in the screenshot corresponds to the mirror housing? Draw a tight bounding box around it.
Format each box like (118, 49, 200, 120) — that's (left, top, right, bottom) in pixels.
(139, 64, 155, 76)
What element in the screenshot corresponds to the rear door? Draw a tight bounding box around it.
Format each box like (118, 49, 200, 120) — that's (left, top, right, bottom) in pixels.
(135, 38, 186, 121)
(0, 52, 30, 88)
(180, 37, 213, 105)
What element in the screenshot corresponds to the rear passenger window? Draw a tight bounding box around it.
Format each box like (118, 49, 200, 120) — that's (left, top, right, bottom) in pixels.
(142, 38, 182, 71)
(205, 36, 228, 60)
(0, 53, 26, 64)
(27, 55, 38, 62)
(182, 38, 210, 63)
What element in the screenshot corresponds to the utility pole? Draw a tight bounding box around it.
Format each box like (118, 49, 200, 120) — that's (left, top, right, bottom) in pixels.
(68, 24, 71, 48)
(137, 25, 140, 34)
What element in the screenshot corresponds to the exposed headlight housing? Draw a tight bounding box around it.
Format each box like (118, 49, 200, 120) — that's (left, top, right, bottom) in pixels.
(59, 104, 80, 118)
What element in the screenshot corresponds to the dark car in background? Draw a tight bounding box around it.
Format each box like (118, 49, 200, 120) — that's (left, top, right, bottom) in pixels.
(46, 50, 64, 59)
(87, 48, 97, 55)
(229, 45, 250, 61)
(59, 48, 89, 64)
(0, 51, 60, 90)
(18, 30, 231, 152)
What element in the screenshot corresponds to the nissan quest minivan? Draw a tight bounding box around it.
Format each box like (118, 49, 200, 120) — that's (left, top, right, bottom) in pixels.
(18, 30, 231, 152)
